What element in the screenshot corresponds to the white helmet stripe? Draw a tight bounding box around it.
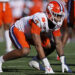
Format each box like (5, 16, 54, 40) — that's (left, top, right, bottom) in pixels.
(58, 2, 63, 11)
(56, 0, 63, 12)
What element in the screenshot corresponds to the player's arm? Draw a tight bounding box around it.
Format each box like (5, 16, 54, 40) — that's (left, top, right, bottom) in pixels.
(52, 29, 64, 56)
(30, 20, 45, 59)
(62, 27, 69, 48)
(32, 33, 45, 59)
(54, 36, 64, 56)
(53, 29, 72, 73)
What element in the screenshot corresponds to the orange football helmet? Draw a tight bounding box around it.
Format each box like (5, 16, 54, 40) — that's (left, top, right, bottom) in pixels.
(46, 0, 65, 26)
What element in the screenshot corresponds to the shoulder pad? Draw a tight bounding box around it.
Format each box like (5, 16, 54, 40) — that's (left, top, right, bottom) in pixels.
(32, 13, 47, 27)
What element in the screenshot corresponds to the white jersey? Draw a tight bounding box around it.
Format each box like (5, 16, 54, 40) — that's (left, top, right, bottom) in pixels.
(14, 12, 61, 38)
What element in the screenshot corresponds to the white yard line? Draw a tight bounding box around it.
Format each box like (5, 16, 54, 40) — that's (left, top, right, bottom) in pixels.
(3, 66, 26, 68)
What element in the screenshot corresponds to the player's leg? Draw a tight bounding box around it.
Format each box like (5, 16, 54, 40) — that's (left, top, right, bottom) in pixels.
(4, 23, 13, 52)
(0, 25, 30, 72)
(43, 40, 56, 56)
(3, 2, 13, 52)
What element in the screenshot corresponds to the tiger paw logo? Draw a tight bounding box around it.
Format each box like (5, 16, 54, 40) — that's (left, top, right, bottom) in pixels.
(42, 17, 45, 22)
(42, 17, 46, 30)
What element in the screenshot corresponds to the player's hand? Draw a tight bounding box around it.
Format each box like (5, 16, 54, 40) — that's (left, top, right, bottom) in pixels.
(61, 64, 72, 73)
(45, 66, 54, 74)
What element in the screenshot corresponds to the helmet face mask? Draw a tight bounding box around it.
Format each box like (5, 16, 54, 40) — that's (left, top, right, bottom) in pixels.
(46, 1, 65, 26)
(51, 11, 65, 25)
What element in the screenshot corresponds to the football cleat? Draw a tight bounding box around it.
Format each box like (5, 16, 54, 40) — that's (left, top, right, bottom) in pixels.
(29, 60, 45, 71)
(61, 64, 72, 73)
(45, 66, 54, 74)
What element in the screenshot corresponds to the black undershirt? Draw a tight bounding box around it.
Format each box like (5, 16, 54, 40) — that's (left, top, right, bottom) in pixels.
(48, 19, 55, 30)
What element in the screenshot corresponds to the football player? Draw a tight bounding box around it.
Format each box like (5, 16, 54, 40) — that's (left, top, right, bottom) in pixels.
(0, 0, 13, 52)
(0, 0, 72, 74)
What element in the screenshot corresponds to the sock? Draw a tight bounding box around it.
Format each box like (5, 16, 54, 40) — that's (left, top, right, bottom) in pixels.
(42, 57, 50, 67)
(0, 56, 4, 72)
(0, 56, 4, 63)
(4, 30, 12, 52)
(60, 56, 66, 64)
(32, 56, 39, 61)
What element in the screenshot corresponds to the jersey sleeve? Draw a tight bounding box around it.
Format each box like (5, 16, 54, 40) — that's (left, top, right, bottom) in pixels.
(29, 14, 42, 35)
(52, 29, 61, 37)
(29, 19, 41, 35)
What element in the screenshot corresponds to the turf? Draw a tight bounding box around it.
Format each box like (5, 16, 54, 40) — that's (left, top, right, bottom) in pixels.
(0, 41, 75, 75)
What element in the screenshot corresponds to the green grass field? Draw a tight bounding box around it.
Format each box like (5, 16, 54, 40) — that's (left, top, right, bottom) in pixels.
(0, 41, 75, 75)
